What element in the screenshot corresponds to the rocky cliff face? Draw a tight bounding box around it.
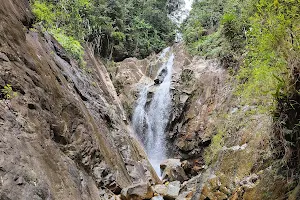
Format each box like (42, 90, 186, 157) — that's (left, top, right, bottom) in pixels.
(0, 1, 159, 199)
(1, 1, 297, 200)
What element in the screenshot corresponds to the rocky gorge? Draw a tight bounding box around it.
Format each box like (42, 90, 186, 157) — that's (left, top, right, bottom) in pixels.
(110, 40, 299, 200)
(1, 0, 300, 200)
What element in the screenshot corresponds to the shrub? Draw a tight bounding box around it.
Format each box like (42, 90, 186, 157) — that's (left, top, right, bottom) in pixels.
(50, 28, 84, 61)
(32, 1, 55, 26)
(1, 84, 17, 99)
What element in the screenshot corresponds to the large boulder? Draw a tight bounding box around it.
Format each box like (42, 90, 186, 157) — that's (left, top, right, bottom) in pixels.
(165, 181, 181, 200)
(153, 181, 181, 200)
(121, 182, 154, 200)
(154, 67, 168, 84)
(160, 159, 188, 182)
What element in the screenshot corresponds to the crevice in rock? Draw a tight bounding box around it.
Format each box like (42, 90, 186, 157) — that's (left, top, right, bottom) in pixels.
(53, 41, 71, 65)
(73, 85, 88, 101)
(55, 76, 62, 85)
(27, 103, 36, 110)
(50, 124, 68, 145)
(102, 114, 113, 129)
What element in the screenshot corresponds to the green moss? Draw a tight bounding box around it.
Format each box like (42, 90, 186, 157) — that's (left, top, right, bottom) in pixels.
(204, 129, 225, 165)
(187, 31, 230, 59)
(235, 53, 289, 112)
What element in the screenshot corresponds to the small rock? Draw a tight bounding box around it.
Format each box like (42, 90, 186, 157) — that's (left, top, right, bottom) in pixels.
(121, 182, 154, 200)
(114, 195, 122, 200)
(179, 94, 189, 105)
(165, 181, 180, 200)
(181, 160, 191, 171)
(176, 140, 197, 152)
(239, 174, 259, 189)
(219, 186, 231, 195)
(0, 52, 9, 62)
(214, 190, 228, 200)
(153, 184, 168, 196)
(191, 165, 203, 175)
(15, 176, 25, 185)
(160, 159, 181, 170)
(151, 196, 164, 200)
(175, 191, 193, 200)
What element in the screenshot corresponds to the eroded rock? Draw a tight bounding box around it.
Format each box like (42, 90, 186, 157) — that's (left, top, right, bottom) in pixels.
(121, 182, 154, 200)
(153, 184, 168, 196)
(0, 1, 159, 199)
(165, 181, 181, 200)
(160, 159, 188, 183)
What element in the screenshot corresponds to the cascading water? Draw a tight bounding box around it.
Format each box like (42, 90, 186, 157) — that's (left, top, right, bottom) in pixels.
(132, 49, 174, 176)
(168, 0, 194, 41)
(132, 47, 171, 141)
(146, 53, 174, 175)
(132, 0, 193, 178)
(168, 0, 193, 24)
(132, 87, 149, 139)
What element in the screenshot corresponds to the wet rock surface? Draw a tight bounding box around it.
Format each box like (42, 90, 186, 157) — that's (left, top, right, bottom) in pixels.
(0, 1, 159, 199)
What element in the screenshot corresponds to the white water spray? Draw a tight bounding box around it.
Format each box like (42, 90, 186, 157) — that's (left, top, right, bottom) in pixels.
(146, 53, 174, 175)
(132, 50, 174, 176)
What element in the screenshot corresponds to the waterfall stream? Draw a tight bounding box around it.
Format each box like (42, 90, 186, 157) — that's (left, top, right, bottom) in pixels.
(146, 53, 174, 176)
(132, 48, 174, 176)
(132, 0, 193, 177)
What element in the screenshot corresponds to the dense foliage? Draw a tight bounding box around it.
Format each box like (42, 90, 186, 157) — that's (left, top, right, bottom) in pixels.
(182, 0, 253, 67)
(31, 0, 176, 61)
(184, 0, 300, 184)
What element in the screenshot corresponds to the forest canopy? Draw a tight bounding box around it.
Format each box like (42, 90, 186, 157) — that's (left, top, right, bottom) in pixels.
(31, 0, 176, 61)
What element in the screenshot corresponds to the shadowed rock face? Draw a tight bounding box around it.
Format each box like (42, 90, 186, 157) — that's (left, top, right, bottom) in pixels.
(0, 0, 159, 199)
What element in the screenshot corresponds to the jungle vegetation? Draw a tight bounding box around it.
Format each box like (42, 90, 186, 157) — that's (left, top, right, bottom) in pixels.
(183, 0, 300, 183)
(31, 0, 176, 61)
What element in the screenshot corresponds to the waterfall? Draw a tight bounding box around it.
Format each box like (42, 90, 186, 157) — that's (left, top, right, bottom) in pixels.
(146, 53, 174, 176)
(132, 0, 193, 178)
(132, 87, 149, 140)
(168, 0, 194, 42)
(132, 50, 174, 177)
